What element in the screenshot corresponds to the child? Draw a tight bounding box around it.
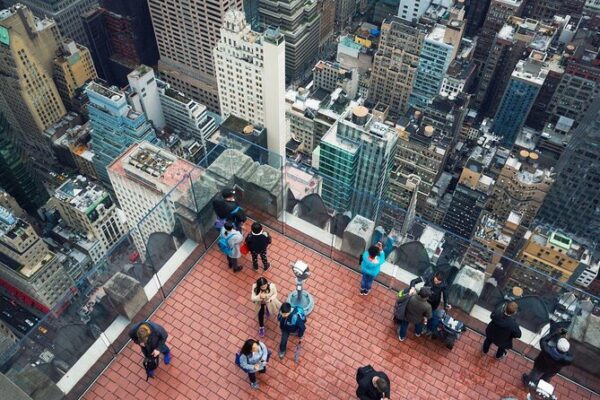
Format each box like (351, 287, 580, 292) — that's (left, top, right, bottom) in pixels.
(245, 222, 272, 271)
(220, 222, 243, 272)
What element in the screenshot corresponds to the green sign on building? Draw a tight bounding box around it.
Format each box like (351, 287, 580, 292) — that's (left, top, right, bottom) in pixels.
(0, 26, 9, 46)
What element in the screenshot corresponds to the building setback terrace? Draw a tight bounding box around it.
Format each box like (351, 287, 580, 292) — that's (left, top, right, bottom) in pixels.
(83, 228, 597, 400)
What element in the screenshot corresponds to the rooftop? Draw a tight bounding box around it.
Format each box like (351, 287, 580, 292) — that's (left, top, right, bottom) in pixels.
(83, 229, 595, 400)
(54, 176, 109, 214)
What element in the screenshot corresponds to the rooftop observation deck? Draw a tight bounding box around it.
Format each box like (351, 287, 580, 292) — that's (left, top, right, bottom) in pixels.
(83, 227, 597, 400)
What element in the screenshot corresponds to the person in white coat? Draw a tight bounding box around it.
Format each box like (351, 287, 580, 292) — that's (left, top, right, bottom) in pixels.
(251, 277, 282, 337)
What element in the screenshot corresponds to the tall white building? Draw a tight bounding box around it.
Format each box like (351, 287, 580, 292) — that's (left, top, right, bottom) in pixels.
(107, 142, 199, 259)
(127, 65, 166, 130)
(54, 175, 128, 262)
(398, 0, 432, 21)
(0, 206, 73, 311)
(214, 10, 287, 157)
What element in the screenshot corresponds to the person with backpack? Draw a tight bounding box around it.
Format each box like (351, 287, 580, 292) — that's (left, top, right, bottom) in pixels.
(397, 287, 432, 341)
(236, 339, 270, 389)
(359, 243, 385, 295)
(277, 302, 306, 359)
(219, 222, 243, 272)
(356, 365, 391, 400)
(409, 272, 449, 334)
(482, 301, 522, 360)
(128, 321, 171, 378)
(212, 188, 246, 231)
(522, 328, 573, 386)
(245, 222, 272, 271)
(251, 277, 281, 337)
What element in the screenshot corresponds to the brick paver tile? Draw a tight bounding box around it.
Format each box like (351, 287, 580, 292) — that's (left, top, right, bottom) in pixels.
(83, 229, 600, 400)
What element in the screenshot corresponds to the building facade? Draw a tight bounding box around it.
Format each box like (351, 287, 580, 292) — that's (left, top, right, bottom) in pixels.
(214, 11, 287, 157)
(369, 17, 427, 118)
(86, 81, 156, 185)
(0, 207, 73, 312)
(0, 5, 67, 165)
(536, 100, 600, 245)
(107, 142, 198, 259)
(492, 54, 548, 148)
(397, 0, 432, 21)
(54, 175, 127, 260)
(53, 40, 97, 112)
(3, 0, 98, 48)
(319, 105, 398, 219)
(0, 114, 49, 215)
(258, 0, 320, 82)
(127, 65, 166, 130)
(148, 0, 243, 113)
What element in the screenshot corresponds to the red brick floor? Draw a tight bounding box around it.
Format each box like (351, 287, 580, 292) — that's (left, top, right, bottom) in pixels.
(84, 230, 599, 400)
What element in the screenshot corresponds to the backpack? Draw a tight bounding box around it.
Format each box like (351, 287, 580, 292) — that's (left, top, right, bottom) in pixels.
(143, 355, 159, 381)
(289, 306, 306, 326)
(393, 288, 412, 324)
(234, 352, 245, 371)
(218, 234, 234, 256)
(214, 206, 245, 230)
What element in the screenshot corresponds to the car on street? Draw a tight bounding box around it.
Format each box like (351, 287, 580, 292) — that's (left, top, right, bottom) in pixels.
(2, 311, 12, 318)
(25, 319, 34, 327)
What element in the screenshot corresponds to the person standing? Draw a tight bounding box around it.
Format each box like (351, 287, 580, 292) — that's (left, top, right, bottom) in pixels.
(360, 243, 385, 295)
(277, 302, 306, 359)
(245, 222, 272, 271)
(220, 222, 243, 272)
(482, 301, 522, 360)
(522, 329, 573, 385)
(410, 272, 449, 334)
(251, 277, 281, 337)
(356, 365, 391, 400)
(398, 287, 432, 341)
(238, 339, 270, 390)
(212, 188, 246, 230)
(128, 321, 171, 377)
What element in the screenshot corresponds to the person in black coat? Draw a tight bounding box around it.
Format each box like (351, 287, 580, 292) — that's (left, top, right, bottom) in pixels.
(410, 272, 449, 332)
(522, 329, 573, 385)
(356, 365, 390, 400)
(129, 321, 171, 376)
(245, 222, 272, 271)
(482, 301, 521, 360)
(212, 188, 246, 230)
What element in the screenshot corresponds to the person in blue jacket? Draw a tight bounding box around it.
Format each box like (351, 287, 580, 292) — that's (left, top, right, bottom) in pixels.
(359, 243, 385, 295)
(277, 302, 306, 359)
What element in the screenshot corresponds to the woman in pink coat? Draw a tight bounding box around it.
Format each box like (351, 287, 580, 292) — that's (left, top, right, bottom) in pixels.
(251, 277, 282, 337)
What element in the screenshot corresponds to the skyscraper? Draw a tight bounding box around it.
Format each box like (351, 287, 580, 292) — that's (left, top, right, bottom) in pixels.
(0, 5, 67, 163)
(409, 23, 462, 108)
(472, 0, 524, 66)
(0, 113, 49, 215)
(108, 141, 198, 259)
(127, 65, 165, 130)
(369, 17, 427, 118)
(148, 0, 243, 113)
(536, 99, 600, 245)
(319, 105, 398, 219)
(464, 0, 491, 37)
(82, 0, 159, 87)
(214, 11, 287, 156)
(492, 53, 548, 148)
(53, 40, 98, 112)
(86, 81, 156, 185)
(3, 0, 98, 48)
(258, 0, 321, 82)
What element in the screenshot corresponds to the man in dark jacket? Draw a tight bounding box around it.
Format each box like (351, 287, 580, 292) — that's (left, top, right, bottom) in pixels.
(356, 365, 391, 400)
(398, 287, 432, 341)
(245, 222, 272, 271)
(212, 188, 246, 230)
(277, 302, 306, 359)
(522, 329, 573, 385)
(129, 321, 171, 376)
(483, 301, 521, 360)
(410, 272, 448, 333)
